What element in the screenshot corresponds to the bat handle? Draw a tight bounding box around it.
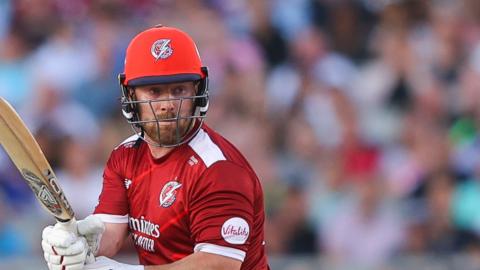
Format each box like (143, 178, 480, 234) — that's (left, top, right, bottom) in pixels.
(56, 217, 77, 232)
(56, 218, 96, 264)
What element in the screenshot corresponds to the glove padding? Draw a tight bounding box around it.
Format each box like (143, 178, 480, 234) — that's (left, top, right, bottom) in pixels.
(84, 256, 144, 270)
(42, 223, 89, 270)
(42, 215, 105, 270)
(77, 215, 105, 256)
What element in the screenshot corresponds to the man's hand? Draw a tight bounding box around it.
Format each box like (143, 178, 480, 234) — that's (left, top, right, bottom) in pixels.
(84, 256, 144, 270)
(42, 222, 89, 270)
(77, 215, 105, 256)
(41, 216, 105, 270)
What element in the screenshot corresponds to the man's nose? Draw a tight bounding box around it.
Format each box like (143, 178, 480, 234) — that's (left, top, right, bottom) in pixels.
(157, 94, 176, 113)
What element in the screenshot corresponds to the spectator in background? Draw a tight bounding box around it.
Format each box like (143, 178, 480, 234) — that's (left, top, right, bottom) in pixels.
(72, 0, 131, 118)
(250, 0, 288, 69)
(28, 23, 98, 94)
(452, 163, 480, 234)
(421, 171, 471, 254)
(320, 178, 405, 268)
(56, 136, 104, 219)
(0, 151, 35, 213)
(0, 192, 29, 258)
(0, 30, 32, 107)
(266, 186, 318, 255)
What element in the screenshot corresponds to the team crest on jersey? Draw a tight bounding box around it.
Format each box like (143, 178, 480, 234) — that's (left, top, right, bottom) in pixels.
(151, 39, 173, 61)
(159, 181, 182, 208)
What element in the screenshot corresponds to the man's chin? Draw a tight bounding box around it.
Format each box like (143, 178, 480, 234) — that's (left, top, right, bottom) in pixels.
(143, 129, 185, 146)
(141, 121, 192, 146)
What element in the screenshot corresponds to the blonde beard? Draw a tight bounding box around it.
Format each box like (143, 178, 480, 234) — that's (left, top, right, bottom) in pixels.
(142, 118, 193, 146)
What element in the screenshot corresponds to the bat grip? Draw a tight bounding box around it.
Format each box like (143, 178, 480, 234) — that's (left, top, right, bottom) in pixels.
(56, 217, 77, 232)
(56, 218, 96, 264)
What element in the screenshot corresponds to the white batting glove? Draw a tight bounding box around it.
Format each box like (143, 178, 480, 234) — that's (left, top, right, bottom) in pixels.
(83, 256, 144, 270)
(77, 215, 105, 256)
(42, 222, 88, 270)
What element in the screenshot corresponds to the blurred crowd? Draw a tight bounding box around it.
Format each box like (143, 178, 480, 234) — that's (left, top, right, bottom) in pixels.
(2, 0, 480, 268)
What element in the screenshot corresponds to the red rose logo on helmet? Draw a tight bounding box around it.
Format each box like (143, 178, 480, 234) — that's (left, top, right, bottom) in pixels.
(159, 181, 182, 208)
(151, 39, 173, 61)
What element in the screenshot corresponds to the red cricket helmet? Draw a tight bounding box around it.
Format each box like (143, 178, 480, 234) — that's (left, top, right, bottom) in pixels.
(123, 25, 207, 86)
(119, 25, 209, 147)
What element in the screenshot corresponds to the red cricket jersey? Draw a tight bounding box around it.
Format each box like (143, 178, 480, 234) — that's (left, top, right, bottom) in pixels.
(94, 124, 269, 269)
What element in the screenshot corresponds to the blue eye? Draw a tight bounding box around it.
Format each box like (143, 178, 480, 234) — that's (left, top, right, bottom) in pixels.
(149, 88, 161, 95)
(172, 87, 186, 96)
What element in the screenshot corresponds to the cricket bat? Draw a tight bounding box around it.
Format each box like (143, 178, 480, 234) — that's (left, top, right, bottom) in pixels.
(0, 97, 75, 223)
(0, 97, 96, 264)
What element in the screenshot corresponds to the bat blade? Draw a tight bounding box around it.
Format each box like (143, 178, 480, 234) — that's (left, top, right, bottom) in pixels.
(0, 97, 74, 222)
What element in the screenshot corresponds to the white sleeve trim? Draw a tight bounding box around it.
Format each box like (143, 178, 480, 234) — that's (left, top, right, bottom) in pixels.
(94, 214, 128, 223)
(194, 243, 246, 262)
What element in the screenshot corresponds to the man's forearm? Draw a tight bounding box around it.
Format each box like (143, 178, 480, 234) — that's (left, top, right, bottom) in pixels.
(144, 252, 241, 270)
(85, 250, 242, 270)
(96, 223, 129, 257)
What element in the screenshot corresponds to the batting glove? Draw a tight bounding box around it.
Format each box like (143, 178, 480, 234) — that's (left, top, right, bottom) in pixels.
(42, 221, 89, 270)
(77, 215, 105, 256)
(84, 256, 144, 270)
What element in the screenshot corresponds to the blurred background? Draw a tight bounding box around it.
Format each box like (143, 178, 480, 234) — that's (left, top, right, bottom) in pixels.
(2, 0, 480, 269)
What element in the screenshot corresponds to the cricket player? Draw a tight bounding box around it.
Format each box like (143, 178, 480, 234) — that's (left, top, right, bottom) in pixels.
(41, 25, 270, 270)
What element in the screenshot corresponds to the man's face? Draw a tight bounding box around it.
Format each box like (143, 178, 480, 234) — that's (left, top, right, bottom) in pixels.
(133, 81, 197, 146)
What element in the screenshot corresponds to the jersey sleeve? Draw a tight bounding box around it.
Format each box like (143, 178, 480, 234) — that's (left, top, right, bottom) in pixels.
(188, 161, 255, 262)
(93, 150, 129, 223)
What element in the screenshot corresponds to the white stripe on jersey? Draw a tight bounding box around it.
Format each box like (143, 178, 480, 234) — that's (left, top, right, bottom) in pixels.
(188, 129, 226, 168)
(194, 243, 246, 262)
(94, 214, 129, 223)
(114, 134, 140, 150)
